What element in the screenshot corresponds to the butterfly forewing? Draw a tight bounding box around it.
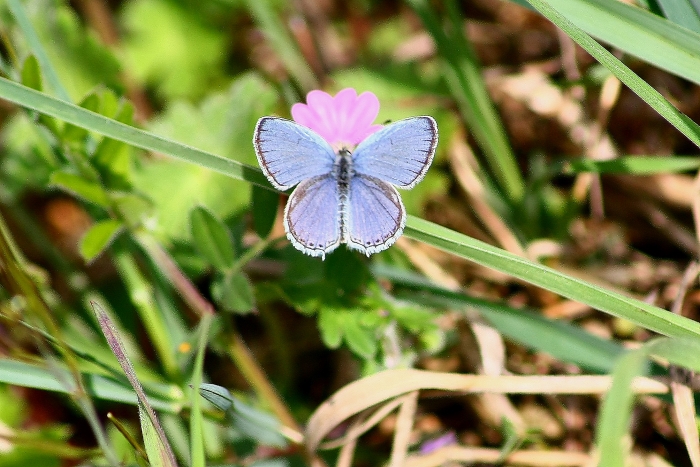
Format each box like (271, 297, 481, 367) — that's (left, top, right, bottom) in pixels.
(345, 174, 406, 256)
(254, 117, 336, 190)
(284, 174, 342, 258)
(352, 116, 438, 189)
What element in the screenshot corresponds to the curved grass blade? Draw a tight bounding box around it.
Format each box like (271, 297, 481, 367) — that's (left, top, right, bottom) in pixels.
(0, 77, 271, 189)
(526, 0, 700, 150)
(404, 217, 700, 340)
(542, 0, 700, 86)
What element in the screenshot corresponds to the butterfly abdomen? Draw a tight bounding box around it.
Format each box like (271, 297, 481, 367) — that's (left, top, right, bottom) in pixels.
(334, 148, 354, 244)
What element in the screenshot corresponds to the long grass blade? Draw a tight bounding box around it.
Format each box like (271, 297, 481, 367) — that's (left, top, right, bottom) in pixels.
(655, 0, 700, 32)
(92, 302, 179, 467)
(526, 0, 700, 150)
(407, 0, 524, 202)
(543, 0, 700, 86)
(404, 217, 700, 340)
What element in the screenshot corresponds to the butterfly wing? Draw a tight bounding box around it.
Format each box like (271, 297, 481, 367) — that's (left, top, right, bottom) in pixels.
(254, 117, 336, 190)
(284, 174, 342, 259)
(345, 174, 406, 256)
(352, 116, 438, 189)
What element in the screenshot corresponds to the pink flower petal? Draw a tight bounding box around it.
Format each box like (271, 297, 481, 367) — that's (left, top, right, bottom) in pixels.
(291, 88, 382, 146)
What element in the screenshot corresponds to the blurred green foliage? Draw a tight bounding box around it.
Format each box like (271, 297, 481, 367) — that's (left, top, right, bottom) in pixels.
(2, 0, 700, 465)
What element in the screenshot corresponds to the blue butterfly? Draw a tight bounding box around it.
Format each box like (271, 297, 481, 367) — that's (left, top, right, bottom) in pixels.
(253, 116, 438, 259)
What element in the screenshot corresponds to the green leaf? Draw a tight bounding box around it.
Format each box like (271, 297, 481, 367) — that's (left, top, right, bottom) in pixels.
(343, 316, 377, 359)
(49, 170, 110, 207)
(134, 74, 277, 240)
(198, 383, 233, 412)
(20, 55, 60, 134)
(20, 55, 42, 91)
(318, 308, 344, 349)
(79, 219, 124, 262)
(252, 185, 279, 238)
(93, 99, 136, 190)
(211, 272, 255, 314)
(190, 206, 235, 270)
(112, 192, 153, 229)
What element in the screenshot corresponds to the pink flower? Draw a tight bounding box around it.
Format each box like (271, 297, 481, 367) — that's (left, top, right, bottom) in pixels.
(291, 88, 383, 148)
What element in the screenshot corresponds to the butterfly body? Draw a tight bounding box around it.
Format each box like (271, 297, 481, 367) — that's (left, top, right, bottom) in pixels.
(254, 116, 437, 259)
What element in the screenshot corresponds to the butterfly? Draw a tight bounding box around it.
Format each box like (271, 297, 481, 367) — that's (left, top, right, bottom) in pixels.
(253, 116, 438, 259)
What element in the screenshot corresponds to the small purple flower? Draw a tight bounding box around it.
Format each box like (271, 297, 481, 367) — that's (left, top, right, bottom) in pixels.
(291, 88, 383, 149)
(419, 431, 458, 454)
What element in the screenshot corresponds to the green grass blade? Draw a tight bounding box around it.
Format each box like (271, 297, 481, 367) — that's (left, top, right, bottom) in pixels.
(596, 349, 647, 466)
(564, 156, 700, 174)
(656, 0, 700, 32)
(0, 77, 271, 189)
(527, 0, 700, 149)
(407, 0, 525, 202)
(189, 316, 213, 467)
(0, 359, 181, 411)
(93, 303, 179, 467)
(113, 249, 179, 378)
(596, 338, 700, 465)
(6, 0, 71, 101)
(543, 0, 700, 86)
(404, 216, 700, 340)
(244, 0, 317, 92)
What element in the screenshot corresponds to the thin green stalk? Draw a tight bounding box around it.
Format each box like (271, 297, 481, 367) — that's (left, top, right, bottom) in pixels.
(113, 249, 179, 378)
(228, 236, 280, 277)
(190, 315, 213, 467)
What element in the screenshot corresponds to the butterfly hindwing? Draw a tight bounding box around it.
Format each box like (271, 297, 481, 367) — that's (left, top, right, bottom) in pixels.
(352, 116, 438, 189)
(344, 174, 406, 256)
(254, 117, 336, 190)
(284, 174, 342, 258)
